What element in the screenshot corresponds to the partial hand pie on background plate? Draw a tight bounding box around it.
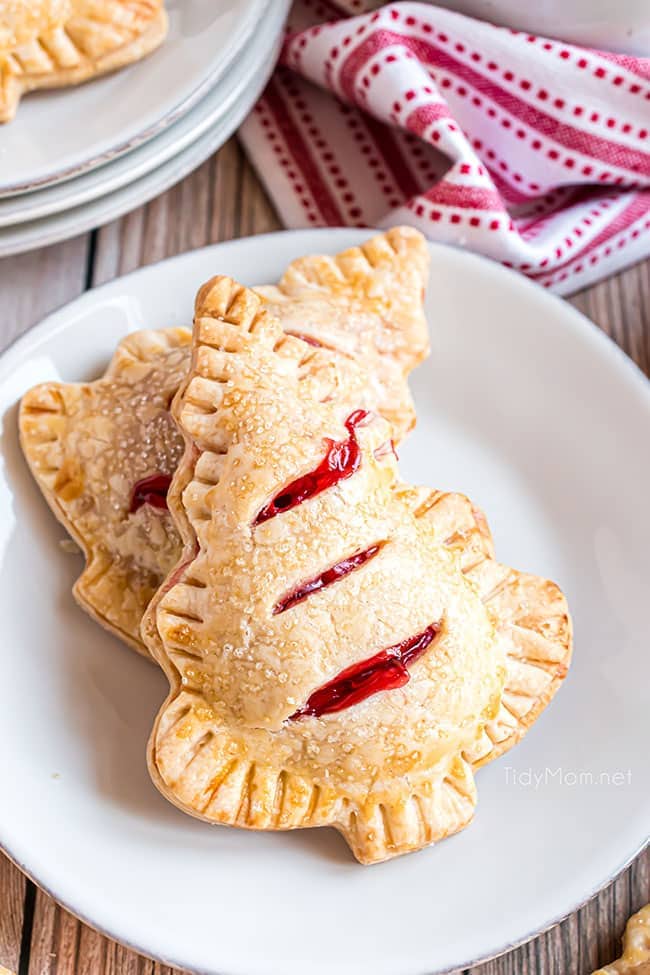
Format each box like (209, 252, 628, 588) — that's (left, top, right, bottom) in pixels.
(0, 0, 167, 123)
(19, 228, 430, 654)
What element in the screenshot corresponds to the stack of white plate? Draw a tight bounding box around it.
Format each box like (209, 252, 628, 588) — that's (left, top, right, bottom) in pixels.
(0, 0, 291, 258)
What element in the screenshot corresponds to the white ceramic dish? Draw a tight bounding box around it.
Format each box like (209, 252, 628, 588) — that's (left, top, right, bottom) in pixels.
(1, 230, 648, 975)
(0, 0, 276, 229)
(434, 0, 650, 56)
(0, 1, 290, 258)
(0, 0, 271, 198)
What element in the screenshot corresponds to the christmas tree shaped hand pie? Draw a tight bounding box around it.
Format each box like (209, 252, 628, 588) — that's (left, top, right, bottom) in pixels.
(144, 277, 507, 864)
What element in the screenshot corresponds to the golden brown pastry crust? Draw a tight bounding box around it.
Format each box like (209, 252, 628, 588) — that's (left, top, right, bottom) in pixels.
(398, 486, 572, 767)
(19, 328, 190, 654)
(1, 0, 167, 123)
(144, 275, 505, 864)
(593, 905, 650, 975)
(0, 0, 69, 50)
(257, 225, 430, 437)
(20, 228, 431, 655)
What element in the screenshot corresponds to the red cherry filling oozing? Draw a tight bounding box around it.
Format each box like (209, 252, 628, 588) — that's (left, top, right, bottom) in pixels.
(273, 544, 382, 615)
(129, 473, 172, 513)
(254, 410, 369, 526)
(290, 623, 440, 720)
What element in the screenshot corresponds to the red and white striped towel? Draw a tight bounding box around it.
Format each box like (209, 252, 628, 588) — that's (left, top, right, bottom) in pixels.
(240, 0, 650, 293)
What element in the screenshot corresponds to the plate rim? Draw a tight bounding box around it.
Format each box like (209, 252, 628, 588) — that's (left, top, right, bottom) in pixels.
(0, 0, 274, 199)
(2, 833, 646, 975)
(1, 228, 648, 974)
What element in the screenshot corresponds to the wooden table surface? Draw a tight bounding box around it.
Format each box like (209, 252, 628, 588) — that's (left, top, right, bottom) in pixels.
(0, 136, 648, 975)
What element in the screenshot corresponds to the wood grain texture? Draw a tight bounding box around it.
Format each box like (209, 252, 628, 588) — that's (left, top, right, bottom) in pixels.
(0, 135, 647, 975)
(0, 854, 25, 973)
(0, 236, 90, 349)
(26, 888, 183, 975)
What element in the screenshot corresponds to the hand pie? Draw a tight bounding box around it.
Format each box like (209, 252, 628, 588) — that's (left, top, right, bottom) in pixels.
(0, 0, 167, 123)
(592, 905, 650, 975)
(19, 226, 571, 779)
(20, 327, 190, 653)
(144, 276, 506, 864)
(19, 228, 431, 656)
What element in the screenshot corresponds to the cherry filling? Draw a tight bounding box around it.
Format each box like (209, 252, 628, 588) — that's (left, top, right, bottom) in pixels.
(273, 544, 382, 615)
(129, 473, 172, 513)
(373, 439, 398, 462)
(290, 623, 440, 720)
(285, 331, 324, 347)
(254, 410, 369, 525)
(164, 544, 200, 592)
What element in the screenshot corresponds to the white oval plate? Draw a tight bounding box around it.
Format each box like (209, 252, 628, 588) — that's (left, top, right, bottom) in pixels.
(0, 1, 290, 258)
(0, 0, 278, 228)
(0, 230, 648, 975)
(0, 0, 270, 198)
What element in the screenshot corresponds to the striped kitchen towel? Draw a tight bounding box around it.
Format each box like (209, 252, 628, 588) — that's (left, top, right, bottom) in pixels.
(240, 0, 650, 293)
